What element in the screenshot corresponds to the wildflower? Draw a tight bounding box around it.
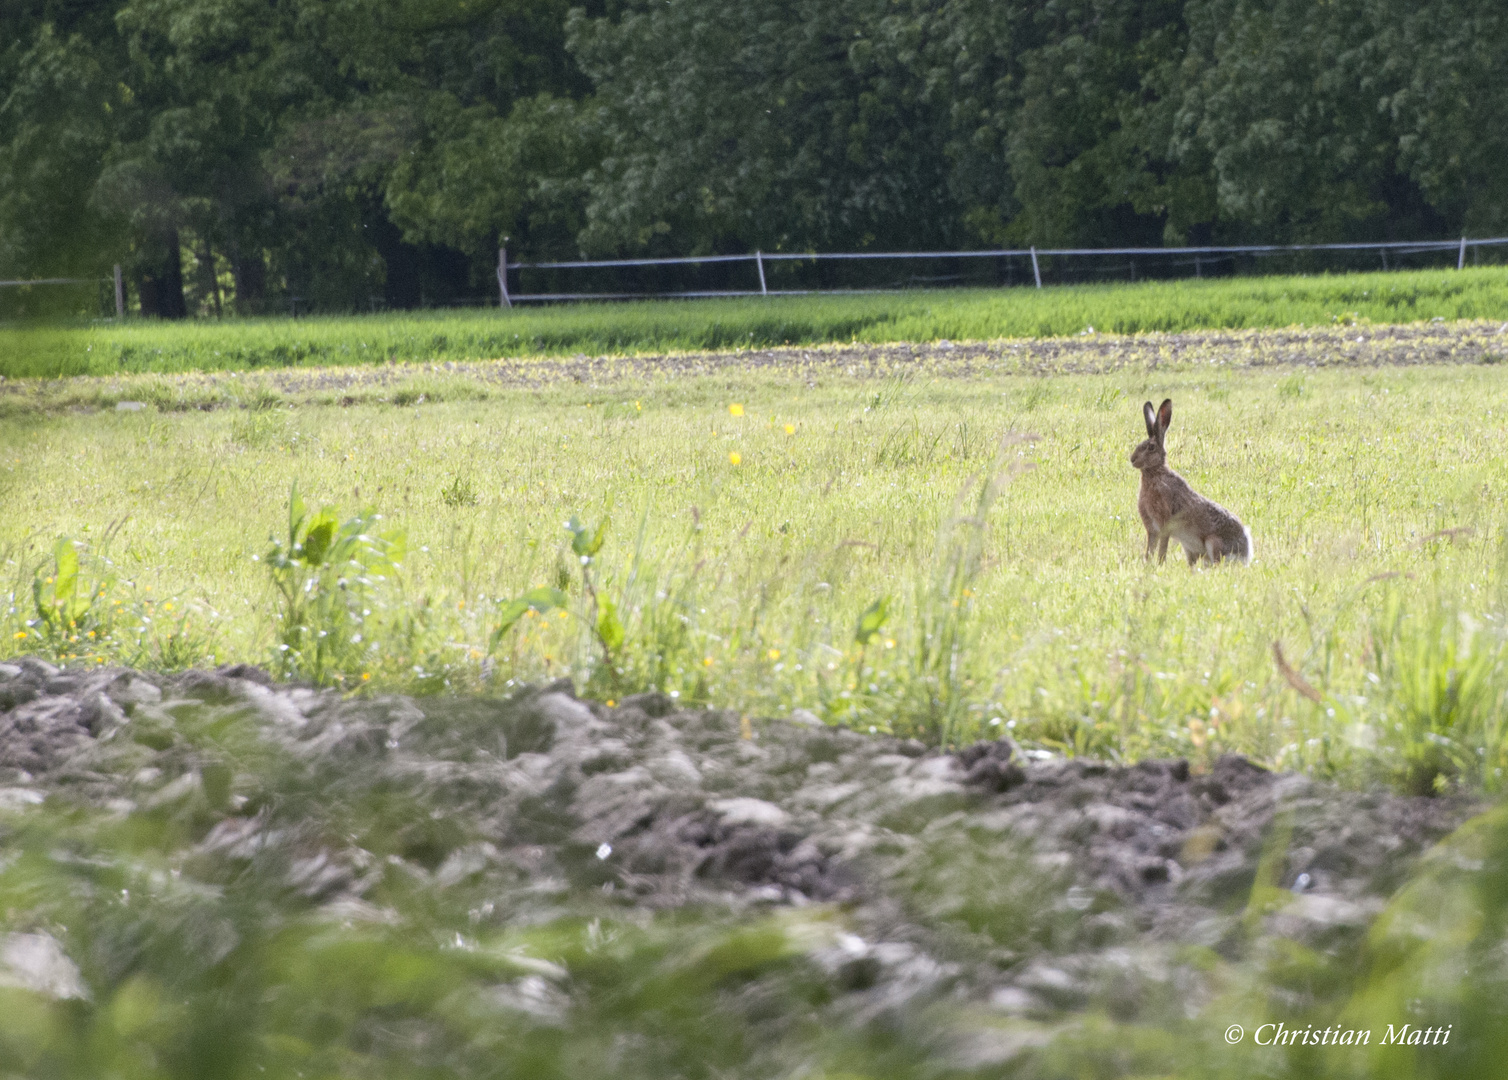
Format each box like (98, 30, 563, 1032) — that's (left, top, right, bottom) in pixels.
(703, 656, 714, 667)
(728, 403, 744, 417)
(361, 672, 371, 681)
(12, 631, 25, 640)
(767, 648, 780, 661)
(784, 424, 795, 434)
(606, 699, 616, 707)
(729, 452, 742, 466)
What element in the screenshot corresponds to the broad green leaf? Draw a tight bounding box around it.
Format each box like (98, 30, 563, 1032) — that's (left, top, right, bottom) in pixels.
(301, 517, 337, 566)
(491, 587, 568, 647)
(52, 539, 79, 608)
(586, 518, 608, 557)
(381, 530, 408, 570)
(854, 595, 891, 646)
(568, 516, 608, 558)
(596, 594, 625, 652)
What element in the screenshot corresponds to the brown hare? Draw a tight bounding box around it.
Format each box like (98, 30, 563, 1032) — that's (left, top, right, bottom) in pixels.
(1131, 398, 1251, 566)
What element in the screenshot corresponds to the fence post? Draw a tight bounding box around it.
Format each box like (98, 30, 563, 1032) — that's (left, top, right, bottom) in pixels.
(497, 246, 512, 308)
(113, 264, 124, 318)
(1459, 236, 1467, 270)
(1194, 254, 1202, 279)
(1030, 246, 1042, 289)
(755, 250, 768, 296)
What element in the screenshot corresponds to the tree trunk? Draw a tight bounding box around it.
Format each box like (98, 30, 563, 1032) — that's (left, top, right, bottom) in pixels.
(136, 229, 187, 318)
(231, 239, 266, 315)
(197, 242, 222, 318)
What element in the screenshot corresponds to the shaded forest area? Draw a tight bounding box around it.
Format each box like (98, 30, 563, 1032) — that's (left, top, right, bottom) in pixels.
(3, 0, 1505, 317)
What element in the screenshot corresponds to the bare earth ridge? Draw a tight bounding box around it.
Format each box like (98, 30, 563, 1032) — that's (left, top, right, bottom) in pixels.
(0, 659, 1476, 1065)
(2, 320, 1506, 414)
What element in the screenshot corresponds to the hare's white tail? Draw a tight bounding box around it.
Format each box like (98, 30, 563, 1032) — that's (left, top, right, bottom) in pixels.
(1238, 524, 1253, 565)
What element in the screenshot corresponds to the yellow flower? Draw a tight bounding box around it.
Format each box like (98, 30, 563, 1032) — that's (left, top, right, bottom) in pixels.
(784, 424, 795, 434)
(361, 672, 371, 681)
(767, 648, 780, 661)
(728, 403, 744, 417)
(12, 631, 26, 640)
(729, 452, 742, 466)
(606, 699, 616, 707)
(163, 601, 174, 612)
(703, 656, 714, 667)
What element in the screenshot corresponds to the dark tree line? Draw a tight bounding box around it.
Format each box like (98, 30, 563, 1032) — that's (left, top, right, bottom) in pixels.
(3, 0, 1505, 316)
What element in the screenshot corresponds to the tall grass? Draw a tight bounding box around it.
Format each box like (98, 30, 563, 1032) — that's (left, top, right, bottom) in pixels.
(2, 267, 1507, 379)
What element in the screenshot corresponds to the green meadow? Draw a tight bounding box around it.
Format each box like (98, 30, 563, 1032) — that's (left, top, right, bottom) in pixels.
(5, 348, 1508, 794)
(3, 266, 1507, 379)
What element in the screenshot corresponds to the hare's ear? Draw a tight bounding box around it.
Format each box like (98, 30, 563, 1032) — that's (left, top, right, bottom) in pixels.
(1156, 398, 1173, 440)
(1143, 401, 1158, 438)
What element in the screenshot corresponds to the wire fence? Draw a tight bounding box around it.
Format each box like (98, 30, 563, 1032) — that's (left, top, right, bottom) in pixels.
(498, 236, 1508, 306)
(0, 267, 123, 320)
(4, 238, 1505, 317)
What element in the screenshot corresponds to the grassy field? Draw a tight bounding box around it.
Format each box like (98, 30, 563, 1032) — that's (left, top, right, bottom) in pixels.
(5, 343, 1508, 794)
(2, 267, 1507, 379)
(5, 322, 1508, 1080)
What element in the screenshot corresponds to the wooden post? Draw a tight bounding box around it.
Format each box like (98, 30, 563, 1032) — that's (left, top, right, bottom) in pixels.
(1458, 236, 1467, 270)
(755, 250, 767, 296)
(497, 246, 512, 308)
(1194, 254, 1202, 279)
(1030, 246, 1042, 289)
(113, 264, 124, 318)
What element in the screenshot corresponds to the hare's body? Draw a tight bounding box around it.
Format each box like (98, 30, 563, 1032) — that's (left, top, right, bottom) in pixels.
(1131, 399, 1251, 566)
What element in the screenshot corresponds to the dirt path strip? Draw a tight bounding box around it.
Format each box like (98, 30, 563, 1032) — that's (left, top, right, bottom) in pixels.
(2, 319, 1506, 415)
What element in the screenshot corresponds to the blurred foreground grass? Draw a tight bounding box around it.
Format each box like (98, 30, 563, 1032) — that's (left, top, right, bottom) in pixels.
(0, 679, 1504, 1080)
(2, 267, 1506, 379)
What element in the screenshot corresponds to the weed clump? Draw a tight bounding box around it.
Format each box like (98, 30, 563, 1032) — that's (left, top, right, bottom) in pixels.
(261, 481, 404, 684)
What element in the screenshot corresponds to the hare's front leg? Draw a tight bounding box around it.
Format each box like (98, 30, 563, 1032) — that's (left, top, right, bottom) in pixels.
(1144, 527, 1158, 562)
(1157, 534, 1171, 564)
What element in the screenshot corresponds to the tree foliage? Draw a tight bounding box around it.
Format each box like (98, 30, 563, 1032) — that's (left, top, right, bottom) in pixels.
(1, 0, 1503, 315)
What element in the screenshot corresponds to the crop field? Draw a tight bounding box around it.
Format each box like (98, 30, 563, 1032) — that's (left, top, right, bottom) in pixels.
(3, 266, 1508, 380)
(5, 321, 1508, 793)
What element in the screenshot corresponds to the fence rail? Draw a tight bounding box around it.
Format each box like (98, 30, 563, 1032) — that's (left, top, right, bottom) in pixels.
(5, 241, 1504, 314)
(0, 266, 124, 317)
(498, 236, 1508, 306)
